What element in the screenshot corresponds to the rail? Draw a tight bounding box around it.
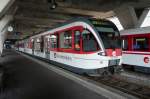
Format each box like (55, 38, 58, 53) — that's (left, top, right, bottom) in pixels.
(87, 75, 150, 99)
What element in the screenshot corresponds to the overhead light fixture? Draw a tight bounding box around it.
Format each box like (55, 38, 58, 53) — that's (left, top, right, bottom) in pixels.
(48, 0, 58, 9)
(51, 3, 57, 9)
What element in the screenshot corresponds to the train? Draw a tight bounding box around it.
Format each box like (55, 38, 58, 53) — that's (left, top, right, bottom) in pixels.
(121, 26, 150, 73)
(15, 17, 122, 76)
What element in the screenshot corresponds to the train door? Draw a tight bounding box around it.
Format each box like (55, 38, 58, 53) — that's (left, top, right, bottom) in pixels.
(45, 35, 50, 59)
(73, 27, 83, 52)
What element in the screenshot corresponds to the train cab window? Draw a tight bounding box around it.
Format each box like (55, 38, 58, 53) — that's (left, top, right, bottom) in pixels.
(50, 34, 58, 49)
(82, 29, 98, 52)
(122, 38, 128, 50)
(133, 37, 149, 50)
(74, 31, 81, 51)
(60, 31, 72, 49)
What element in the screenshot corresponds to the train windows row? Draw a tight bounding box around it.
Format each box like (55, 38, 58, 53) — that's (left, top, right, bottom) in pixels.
(122, 36, 150, 51)
(33, 28, 99, 53)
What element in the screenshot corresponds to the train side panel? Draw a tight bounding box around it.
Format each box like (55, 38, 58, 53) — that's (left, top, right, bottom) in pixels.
(123, 51, 150, 67)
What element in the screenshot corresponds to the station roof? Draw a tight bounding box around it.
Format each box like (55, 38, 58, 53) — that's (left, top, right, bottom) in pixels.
(4, 0, 150, 39)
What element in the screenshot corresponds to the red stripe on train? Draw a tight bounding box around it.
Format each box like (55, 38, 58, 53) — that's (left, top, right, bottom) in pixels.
(123, 52, 150, 55)
(105, 49, 122, 56)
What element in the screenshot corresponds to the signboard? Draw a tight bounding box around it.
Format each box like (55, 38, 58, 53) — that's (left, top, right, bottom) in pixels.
(89, 19, 110, 26)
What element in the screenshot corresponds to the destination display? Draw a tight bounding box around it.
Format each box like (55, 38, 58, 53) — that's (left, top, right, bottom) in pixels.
(89, 19, 111, 26)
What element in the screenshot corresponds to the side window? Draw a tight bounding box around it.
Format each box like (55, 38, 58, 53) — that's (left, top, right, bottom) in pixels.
(44, 35, 51, 52)
(50, 34, 58, 49)
(74, 31, 81, 51)
(31, 39, 34, 50)
(25, 40, 28, 48)
(122, 38, 128, 50)
(28, 39, 31, 49)
(82, 29, 99, 52)
(133, 37, 149, 50)
(41, 36, 44, 52)
(35, 38, 41, 51)
(60, 31, 72, 49)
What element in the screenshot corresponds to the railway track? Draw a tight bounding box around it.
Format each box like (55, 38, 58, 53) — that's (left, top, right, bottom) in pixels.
(86, 75, 150, 99)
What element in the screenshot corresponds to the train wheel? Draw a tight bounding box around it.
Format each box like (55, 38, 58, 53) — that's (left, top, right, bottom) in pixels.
(114, 65, 123, 74)
(102, 71, 109, 76)
(82, 72, 89, 77)
(108, 66, 115, 75)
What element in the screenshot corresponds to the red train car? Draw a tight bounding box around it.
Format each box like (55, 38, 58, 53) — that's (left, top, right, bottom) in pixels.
(121, 26, 150, 73)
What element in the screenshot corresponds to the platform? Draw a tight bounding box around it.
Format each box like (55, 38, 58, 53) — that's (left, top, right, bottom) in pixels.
(0, 50, 138, 99)
(0, 50, 109, 99)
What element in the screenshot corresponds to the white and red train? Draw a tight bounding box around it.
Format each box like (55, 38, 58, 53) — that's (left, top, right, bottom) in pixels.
(121, 26, 150, 73)
(15, 18, 122, 76)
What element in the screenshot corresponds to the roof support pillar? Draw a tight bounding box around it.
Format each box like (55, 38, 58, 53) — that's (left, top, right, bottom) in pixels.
(136, 8, 150, 27)
(0, 0, 15, 18)
(114, 6, 138, 29)
(0, 15, 13, 55)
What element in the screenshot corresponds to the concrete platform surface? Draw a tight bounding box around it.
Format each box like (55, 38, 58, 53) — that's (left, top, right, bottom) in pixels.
(0, 50, 107, 99)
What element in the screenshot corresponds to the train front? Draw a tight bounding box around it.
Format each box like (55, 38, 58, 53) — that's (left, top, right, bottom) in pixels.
(89, 19, 122, 75)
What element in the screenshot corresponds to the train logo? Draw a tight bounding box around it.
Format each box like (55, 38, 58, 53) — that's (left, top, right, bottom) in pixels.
(144, 57, 149, 64)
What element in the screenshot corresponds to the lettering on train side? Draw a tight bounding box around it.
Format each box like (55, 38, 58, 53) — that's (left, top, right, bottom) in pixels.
(54, 53, 72, 61)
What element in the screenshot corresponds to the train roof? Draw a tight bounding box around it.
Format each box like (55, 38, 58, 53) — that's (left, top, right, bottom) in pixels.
(20, 17, 115, 40)
(49, 17, 114, 30)
(120, 26, 150, 35)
